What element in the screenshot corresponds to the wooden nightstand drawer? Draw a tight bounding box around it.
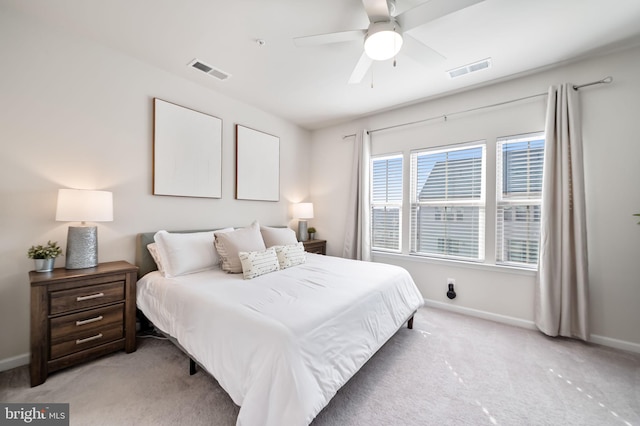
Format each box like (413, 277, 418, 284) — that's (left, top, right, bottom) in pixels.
(50, 279, 125, 315)
(50, 323, 123, 359)
(51, 304, 124, 341)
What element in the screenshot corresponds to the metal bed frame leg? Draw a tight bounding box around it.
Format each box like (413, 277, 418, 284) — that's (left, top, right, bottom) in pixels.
(407, 315, 414, 330)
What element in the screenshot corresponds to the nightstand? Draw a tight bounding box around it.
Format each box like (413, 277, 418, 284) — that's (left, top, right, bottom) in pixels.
(303, 239, 326, 255)
(29, 260, 138, 387)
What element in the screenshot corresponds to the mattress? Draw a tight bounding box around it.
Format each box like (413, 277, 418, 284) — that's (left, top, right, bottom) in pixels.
(136, 253, 424, 425)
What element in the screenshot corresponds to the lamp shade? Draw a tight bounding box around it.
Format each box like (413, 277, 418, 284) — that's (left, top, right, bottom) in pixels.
(364, 21, 403, 61)
(292, 202, 314, 219)
(56, 189, 113, 222)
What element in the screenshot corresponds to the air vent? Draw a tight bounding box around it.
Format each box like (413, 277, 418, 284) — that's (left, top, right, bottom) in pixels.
(188, 59, 231, 81)
(447, 58, 491, 79)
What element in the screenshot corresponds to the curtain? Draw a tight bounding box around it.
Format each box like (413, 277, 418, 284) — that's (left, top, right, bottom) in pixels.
(535, 84, 589, 341)
(343, 130, 371, 261)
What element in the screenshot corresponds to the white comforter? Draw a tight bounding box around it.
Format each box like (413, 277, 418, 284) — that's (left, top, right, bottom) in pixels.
(137, 253, 423, 426)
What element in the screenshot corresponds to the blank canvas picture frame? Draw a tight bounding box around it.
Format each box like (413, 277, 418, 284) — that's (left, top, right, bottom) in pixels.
(153, 98, 222, 198)
(235, 125, 280, 201)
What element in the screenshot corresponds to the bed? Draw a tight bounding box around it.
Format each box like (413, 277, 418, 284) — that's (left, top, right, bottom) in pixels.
(135, 226, 424, 426)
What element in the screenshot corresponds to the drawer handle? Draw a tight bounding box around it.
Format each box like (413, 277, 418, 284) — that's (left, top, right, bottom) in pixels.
(76, 292, 105, 302)
(76, 333, 103, 345)
(76, 315, 104, 326)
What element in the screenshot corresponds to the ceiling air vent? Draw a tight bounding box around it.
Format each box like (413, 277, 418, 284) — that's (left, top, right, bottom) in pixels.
(447, 58, 491, 79)
(188, 59, 231, 81)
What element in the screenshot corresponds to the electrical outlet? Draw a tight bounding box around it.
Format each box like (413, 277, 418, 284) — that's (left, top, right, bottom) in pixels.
(447, 278, 456, 285)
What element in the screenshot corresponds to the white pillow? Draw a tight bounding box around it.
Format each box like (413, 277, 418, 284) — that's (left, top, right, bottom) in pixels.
(239, 247, 280, 280)
(274, 242, 306, 269)
(146, 243, 165, 275)
(153, 229, 232, 278)
(260, 226, 298, 247)
(215, 221, 266, 273)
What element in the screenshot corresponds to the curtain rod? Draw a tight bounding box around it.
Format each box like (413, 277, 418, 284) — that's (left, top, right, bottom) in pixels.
(342, 75, 613, 139)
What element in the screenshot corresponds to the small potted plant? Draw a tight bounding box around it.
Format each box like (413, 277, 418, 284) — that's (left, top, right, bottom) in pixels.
(307, 227, 316, 240)
(27, 240, 62, 272)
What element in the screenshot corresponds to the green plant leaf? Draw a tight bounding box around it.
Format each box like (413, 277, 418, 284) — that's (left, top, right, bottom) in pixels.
(27, 240, 63, 259)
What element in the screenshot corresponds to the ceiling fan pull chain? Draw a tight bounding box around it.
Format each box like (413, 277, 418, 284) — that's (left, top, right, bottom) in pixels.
(393, 22, 398, 68)
(371, 65, 374, 89)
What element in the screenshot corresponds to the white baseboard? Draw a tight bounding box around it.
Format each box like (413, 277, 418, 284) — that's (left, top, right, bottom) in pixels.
(590, 334, 640, 354)
(423, 299, 640, 354)
(0, 353, 29, 372)
(423, 299, 537, 330)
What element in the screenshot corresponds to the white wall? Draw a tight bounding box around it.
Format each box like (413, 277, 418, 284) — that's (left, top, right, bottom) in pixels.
(310, 45, 640, 350)
(0, 8, 311, 366)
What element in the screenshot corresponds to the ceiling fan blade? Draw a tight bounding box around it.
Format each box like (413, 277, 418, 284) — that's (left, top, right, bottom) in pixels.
(396, 0, 484, 32)
(294, 29, 365, 47)
(348, 52, 374, 84)
(401, 34, 446, 67)
(361, 0, 391, 23)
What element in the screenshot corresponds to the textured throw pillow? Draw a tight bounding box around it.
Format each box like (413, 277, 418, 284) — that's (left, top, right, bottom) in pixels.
(239, 247, 280, 280)
(260, 226, 298, 248)
(274, 242, 306, 269)
(153, 229, 232, 278)
(146, 243, 165, 276)
(215, 221, 266, 273)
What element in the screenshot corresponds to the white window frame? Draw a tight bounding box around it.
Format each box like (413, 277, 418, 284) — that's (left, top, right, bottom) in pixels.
(370, 153, 403, 253)
(409, 141, 486, 262)
(496, 132, 545, 269)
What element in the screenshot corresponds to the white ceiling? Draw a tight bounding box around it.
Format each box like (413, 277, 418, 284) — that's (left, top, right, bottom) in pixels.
(5, 0, 640, 130)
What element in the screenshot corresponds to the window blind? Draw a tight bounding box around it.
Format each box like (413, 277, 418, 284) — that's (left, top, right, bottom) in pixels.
(410, 143, 486, 261)
(371, 154, 403, 252)
(496, 132, 545, 267)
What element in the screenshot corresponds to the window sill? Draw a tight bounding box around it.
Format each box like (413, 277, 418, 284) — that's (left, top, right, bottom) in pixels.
(372, 251, 537, 276)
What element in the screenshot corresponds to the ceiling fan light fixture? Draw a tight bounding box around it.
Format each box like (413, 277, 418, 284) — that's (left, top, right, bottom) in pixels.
(364, 21, 403, 61)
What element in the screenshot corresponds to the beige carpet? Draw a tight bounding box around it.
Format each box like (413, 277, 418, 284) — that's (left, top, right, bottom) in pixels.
(2, 307, 639, 425)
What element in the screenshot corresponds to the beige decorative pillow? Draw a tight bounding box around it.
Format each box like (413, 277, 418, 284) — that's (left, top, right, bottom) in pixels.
(260, 226, 298, 248)
(274, 242, 306, 269)
(239, 247, 280, 280)
(214, 221, 266, 273)
(146, 243, 165, 276)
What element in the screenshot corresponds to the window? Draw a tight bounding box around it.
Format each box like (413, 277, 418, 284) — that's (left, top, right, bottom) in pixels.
(371, 154, 403, 252)
(496, 132, 544, 267)
(410, 143, 486, 261)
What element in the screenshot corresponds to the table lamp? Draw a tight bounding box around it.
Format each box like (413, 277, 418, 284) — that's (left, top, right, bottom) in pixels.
(56, 189, 113, 269)
(293, 202, 314, 242)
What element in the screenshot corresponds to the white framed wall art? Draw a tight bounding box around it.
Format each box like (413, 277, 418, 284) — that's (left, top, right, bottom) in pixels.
(153, 98, 222, 198)
(235, 124, 280, 202)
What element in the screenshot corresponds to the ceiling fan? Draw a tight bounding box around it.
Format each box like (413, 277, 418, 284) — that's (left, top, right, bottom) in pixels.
(294, 0, 484, 84)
